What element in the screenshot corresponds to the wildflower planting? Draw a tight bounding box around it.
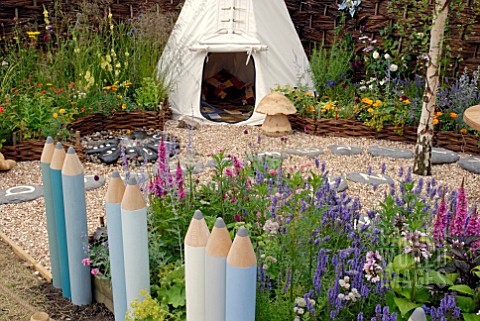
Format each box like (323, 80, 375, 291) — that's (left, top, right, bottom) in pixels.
(96, 139, 480, 320)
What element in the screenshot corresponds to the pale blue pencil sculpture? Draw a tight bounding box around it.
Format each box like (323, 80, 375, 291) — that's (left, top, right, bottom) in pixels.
(205, 217, 232, 321)
(50, 142, 70, 298)
(184, 210, 210, 321)
(105, 170, 127, 321)
(62, 147, 92, 305)
(121, 177, 150, 310)
(225, 226, 257, 321)
(40, 136, 61, 289)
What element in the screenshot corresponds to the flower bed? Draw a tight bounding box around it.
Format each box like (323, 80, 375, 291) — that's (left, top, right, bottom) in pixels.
(289, 114, 480, 154)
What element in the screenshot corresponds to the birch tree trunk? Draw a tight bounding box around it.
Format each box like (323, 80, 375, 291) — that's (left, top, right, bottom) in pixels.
(413, 0, 449, 176)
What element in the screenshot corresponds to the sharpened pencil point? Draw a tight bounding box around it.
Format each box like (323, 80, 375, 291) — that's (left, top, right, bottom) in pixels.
(111, 170, 120, 178)
(214, 217, 226, 228)
(237, 226, 248, 237)
(55, 142, 63, 149)
(67, 147, 76, 154)
(127, 177, 137, 185)
(193, 210, 203, 220)
(46, 136, 54, 143)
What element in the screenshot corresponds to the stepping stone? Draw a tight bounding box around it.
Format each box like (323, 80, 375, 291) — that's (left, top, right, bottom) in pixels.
(368, 145, 413, 159)
(284, 147, 324, 158)
(346, 172, 394, 186)
(168, 160, 205, 174)
(84, 175, 105, 191)
(98, 148, 121, 165)
(431, 147, 459, 164)
(139, 147, 158, 162)
(0, 185, 43, 204)
(458, 157, 480, 174)
(328, 145, 363, 156)
(256, 151, 288, 161)
(326, 176, 348, 192)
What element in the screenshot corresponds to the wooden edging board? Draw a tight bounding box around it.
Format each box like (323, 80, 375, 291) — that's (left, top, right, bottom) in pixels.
(0, 231, 53, 283)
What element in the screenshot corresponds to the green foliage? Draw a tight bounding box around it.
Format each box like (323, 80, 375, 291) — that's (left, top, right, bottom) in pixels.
(82, 226, 110, 279)
(255, 292, 294, 321)
(151, 263, 186, 319)
(135, 77, 170, 111)
(125, 290, 174, 321)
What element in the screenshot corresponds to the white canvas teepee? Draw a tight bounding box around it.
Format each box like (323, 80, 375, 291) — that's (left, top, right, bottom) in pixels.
(157, 0, 313, 125)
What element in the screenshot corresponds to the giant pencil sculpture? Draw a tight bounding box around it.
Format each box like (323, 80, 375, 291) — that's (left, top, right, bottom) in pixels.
(62, 147, 92, 305)
(121, 177, 150, 308)
(205, 217, 232, 321)
(105, 170, 127, 321)
(184, 210, 210, 321)
(40, 136, 61, 289)
(225, 226, 257, 321)
(50, 142, 70, 298)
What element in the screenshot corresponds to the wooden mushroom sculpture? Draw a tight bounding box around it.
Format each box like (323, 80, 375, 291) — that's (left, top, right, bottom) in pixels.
(0, 152, 16, 171)
(256, 92, 297, 137)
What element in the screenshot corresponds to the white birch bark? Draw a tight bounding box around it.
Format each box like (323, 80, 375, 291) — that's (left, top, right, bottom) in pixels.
(413, 0, 449, 176)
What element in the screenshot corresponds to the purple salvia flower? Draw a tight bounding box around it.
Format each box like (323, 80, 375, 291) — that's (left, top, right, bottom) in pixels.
(450, 179, 468, 237)
(433, 190, 448, 245)
(381, 162, 386, 174)
(398, 166, 404, 177)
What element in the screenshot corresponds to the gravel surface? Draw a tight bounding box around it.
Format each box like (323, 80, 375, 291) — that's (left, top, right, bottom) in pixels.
(1, 119, 480, 271)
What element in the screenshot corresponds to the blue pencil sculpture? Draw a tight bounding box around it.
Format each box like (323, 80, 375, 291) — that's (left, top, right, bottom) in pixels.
(225, 226, 257, 321)
(105, 170, 127, 321)
(62, 147, 92, 305)
(205, 217, 232, 321)
(40, 136, 61, 288)
(50, 142, 70, 298)
(121, 177, 150, 310)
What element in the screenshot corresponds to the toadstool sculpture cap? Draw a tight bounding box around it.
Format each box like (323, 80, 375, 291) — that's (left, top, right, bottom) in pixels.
(256, 91, 297, 115)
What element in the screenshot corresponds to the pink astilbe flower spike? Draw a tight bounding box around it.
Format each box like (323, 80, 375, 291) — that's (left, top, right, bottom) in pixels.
(465, 207, 480, 250)
(175, 161, 185, 199)
(433, 189, 448, 246)
(450, 178, 468, 237)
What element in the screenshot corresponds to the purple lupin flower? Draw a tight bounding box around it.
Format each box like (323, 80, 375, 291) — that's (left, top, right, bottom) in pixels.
(465, 207, 480, 250)
(433, 190, 448, 246)
(450, 178, 468, 237)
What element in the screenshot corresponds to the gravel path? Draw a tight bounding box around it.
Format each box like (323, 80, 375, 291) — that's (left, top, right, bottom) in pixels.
(1, 120, 480, 271)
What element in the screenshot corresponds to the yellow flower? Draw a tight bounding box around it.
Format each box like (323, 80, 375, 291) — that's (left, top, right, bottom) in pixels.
(307, 105, 315, 113)
(403, 99, 410, 104)
(449, 112, 458, 119)
(361, 98, 373, 106)
(325, 104, 333, 110)
(367, 108, 374, 113)
(117, 95, 123, 99)
(46, 83, 53, 86)
(122, 103, 127, 110)
(126, 129, 131, 134)
(435, 111, 443, 117)
(26, 31, 41, 39)
(53, 113, 58, 119)
(460, 128, 467, 134)
(433, 118, 439, 125)
(121, 81, 132, 88)
(59, 108, 66, 114)
(305, 92, 313, 97)
(372, 100, 382, 107)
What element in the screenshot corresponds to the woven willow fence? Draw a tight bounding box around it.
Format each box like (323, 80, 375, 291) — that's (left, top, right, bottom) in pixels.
(0, 0, 478, 77)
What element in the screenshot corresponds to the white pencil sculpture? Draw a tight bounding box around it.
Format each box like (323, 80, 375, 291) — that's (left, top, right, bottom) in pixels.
(62, 147, 92, 305)
(205, 217, 232, 321)
(121, 177, 150, 309)
(225, 226, 257, 321)
(40, 136, 61, 288)
(105, 170, 127, 321)
(184, 210, 210, 321)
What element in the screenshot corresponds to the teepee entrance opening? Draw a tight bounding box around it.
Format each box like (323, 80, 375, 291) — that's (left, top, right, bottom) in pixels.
(200, 52, 256, 123)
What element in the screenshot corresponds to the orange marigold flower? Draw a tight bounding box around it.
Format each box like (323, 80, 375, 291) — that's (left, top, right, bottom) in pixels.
(367, 108, 374, 113)
(433, 118, 439, 125)
(53, 112, 58, 119)
(305, 92, 313, 97)
(403, 99, 410, 104)
(460, 128, 467, 134)
(59, 108, 66, 114)
(435, 111, 443, 117)
(121, 103, 127, 110)
(449, 112, 457, 119)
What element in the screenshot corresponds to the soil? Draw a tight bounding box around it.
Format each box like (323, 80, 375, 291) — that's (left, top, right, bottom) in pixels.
(0, 238, 114, 321)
